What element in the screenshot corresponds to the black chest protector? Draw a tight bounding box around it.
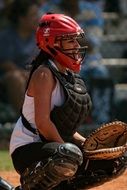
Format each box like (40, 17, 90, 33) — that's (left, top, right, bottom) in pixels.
(48, 63, 92, 141)
(21, 62, 92, 143)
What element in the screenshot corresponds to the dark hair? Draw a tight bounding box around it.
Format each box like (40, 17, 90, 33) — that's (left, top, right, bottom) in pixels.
(25, 49, 51, 89)
(8, 0, 39, 25)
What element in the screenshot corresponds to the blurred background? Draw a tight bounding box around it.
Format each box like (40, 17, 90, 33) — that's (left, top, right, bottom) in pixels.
(0, 0, 127, 147)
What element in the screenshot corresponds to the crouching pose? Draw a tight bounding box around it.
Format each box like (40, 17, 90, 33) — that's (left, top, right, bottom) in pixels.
(9, 13, 92, 190)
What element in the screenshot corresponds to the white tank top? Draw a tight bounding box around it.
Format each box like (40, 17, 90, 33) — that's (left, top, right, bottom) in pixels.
(9, 61, 65, 155)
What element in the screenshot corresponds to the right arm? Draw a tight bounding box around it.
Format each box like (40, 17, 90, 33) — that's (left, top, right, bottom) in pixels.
(28, 66, 64, 143)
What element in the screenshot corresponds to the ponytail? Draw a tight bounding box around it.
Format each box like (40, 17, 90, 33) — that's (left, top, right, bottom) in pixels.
(25, 49, 51, 90)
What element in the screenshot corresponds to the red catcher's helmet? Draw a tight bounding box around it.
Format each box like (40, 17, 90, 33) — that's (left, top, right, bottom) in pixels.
(36, 13, 87, 72)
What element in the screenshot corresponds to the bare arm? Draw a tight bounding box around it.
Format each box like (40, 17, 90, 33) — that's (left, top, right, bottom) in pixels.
(28, 66, 64, 143)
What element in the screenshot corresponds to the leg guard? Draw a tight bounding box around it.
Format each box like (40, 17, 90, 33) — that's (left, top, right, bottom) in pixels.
(0, 177, 15, 190)
(21, 142, 83, 190)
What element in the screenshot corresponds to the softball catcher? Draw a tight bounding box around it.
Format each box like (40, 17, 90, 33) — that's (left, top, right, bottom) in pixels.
(3, 12, 126, 190)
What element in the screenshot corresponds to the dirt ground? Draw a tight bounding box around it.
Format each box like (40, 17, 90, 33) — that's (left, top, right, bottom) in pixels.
(0, 169, 127, 190)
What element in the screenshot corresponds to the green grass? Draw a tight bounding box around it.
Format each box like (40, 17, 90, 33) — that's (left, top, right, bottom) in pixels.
(0, 150, 14, 171)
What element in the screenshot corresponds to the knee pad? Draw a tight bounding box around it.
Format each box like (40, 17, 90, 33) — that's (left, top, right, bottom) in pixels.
(21, 142, 83, 190)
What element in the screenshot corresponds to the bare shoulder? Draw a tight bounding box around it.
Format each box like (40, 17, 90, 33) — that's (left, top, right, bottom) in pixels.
(33, 65, 53, 82)
(28, 65, 55, 95)
(33, 65, 53, 78)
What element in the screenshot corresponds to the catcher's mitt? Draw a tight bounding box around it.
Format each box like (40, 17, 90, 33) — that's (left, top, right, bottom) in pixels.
(53, 121, 127, 190)
(83, 120, 127, 160)
(64, 121, 127, 190)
